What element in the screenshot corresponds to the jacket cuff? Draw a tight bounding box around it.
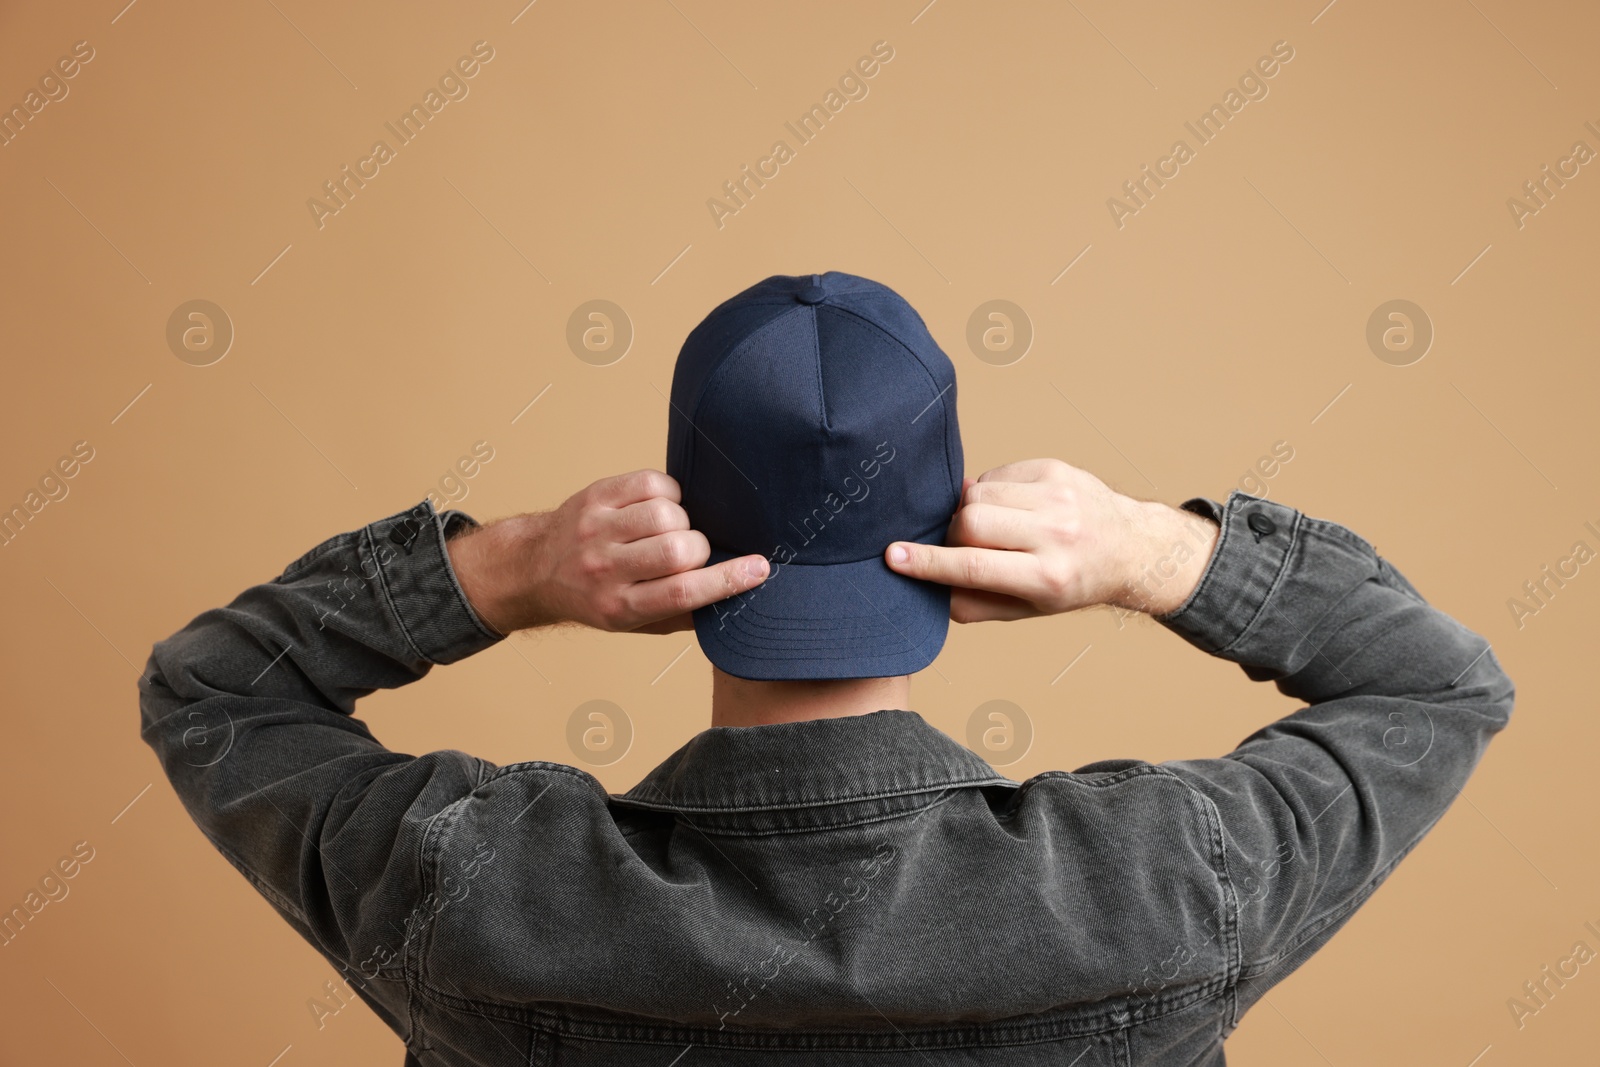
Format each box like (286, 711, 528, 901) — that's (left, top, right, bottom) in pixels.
(1153, 491, 1301, 656)
(366, 499, 505, 664)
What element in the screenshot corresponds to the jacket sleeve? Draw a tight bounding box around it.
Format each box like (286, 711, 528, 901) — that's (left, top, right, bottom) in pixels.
(1150, 490, 1515, 1026)
(136, 498, 505, 1021)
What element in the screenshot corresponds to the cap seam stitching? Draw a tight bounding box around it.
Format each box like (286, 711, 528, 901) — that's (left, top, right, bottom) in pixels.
(675, 303, 810, 503)
(821, 301, 957, 495)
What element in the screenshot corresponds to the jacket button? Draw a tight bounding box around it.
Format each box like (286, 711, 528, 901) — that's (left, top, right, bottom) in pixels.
(1247, 512, 1276, 542)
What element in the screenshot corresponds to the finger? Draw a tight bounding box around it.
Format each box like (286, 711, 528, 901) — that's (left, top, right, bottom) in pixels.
(611, 529, 710, 582)
(625, 554, 770, 624)
(627, 612, 696, 635)
(885, 541, 1039, 598)
(947, 502, 1045, 552)
(961, 479, 1046, 510)
(974, 459, 1057, 484)
(605, 497, 690, 542)
(588, 469, 681, 509)
(949, 588, 1041, 623)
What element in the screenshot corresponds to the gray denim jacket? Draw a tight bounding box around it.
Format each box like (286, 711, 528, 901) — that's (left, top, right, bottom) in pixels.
(138, 489, 1514, 1065)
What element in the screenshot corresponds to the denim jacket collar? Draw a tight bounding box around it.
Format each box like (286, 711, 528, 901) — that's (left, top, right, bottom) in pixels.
(616, 708, 1016, 814)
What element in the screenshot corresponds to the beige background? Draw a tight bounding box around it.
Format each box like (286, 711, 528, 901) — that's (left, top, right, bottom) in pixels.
(2, 0, 1596, 1063)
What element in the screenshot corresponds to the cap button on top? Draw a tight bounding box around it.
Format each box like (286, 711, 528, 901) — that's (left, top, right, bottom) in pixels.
(796, 285, 827, 305)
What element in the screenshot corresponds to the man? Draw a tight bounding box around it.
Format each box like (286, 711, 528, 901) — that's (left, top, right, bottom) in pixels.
(140, 271, 1514, 1065)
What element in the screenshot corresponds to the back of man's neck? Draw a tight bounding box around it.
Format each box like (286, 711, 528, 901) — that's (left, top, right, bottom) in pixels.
(710, 668, 911, 729)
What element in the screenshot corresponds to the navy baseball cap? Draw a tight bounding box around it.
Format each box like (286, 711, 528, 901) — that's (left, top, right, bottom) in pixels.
(666, 271, 964, 681)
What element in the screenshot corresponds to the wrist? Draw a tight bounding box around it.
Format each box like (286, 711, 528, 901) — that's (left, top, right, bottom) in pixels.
(446, 512, 554, 635)
(1109, 499, 1220, 617)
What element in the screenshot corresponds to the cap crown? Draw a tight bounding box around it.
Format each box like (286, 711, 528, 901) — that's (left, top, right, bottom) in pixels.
(667, 272, 963, 565)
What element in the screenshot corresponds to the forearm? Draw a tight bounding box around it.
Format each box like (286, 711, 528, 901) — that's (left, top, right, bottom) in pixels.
(1154, 491, 1511, 709)
(140, 499, 503, 729)
(1109, 498, 1222, 618)
(445, 510, 551, 637)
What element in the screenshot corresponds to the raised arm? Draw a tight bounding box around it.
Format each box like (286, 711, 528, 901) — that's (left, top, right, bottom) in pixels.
(138, 472, 769, 1002)
(137, 498, 507, 1019)
(1144, 489, 1513, 1023)
(886, 459, 1515, 1028)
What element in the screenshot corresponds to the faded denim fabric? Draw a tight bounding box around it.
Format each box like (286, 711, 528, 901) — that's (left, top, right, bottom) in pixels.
(138, 490, 1515, 1066)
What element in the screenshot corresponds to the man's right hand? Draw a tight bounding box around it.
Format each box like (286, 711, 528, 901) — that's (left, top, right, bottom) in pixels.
(884, 458, 1220, 623)
(448, 469, 770, 637)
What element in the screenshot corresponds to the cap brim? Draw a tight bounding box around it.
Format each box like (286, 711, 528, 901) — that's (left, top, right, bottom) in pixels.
(693, 536, 952, 682)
